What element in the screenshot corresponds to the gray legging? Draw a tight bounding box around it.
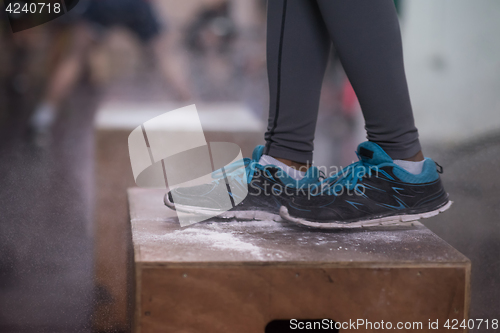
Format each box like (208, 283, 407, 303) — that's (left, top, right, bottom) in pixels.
(264, 0, 421, 164)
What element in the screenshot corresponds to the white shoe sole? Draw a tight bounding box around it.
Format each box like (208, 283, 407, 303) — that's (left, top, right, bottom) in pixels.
(164, 193, 281, 221)
(279, 200, 453, 229)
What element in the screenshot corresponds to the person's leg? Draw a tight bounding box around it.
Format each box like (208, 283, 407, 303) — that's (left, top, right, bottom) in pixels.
(316, 0, 422, 161)
(29, 22, 92, 145)
(265, 0, 331, 167)
(270, 1, 452, 227)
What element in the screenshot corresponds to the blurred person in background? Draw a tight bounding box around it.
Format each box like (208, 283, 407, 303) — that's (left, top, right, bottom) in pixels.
(29, 0, 191, 146)
(27, 17, 93, 146)
(184, 0, 237, 100)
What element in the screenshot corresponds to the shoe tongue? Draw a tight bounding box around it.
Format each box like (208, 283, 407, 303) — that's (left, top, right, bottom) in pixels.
(252, 145, 265, 162)
(357, 141, 393, 165)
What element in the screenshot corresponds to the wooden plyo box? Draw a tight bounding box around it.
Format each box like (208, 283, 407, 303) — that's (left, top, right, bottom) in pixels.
(128, 188, 470, 333)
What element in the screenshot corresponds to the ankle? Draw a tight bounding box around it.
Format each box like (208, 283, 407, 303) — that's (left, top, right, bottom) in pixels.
(402, 151, 424, 162)
(272, 157, 310, 173)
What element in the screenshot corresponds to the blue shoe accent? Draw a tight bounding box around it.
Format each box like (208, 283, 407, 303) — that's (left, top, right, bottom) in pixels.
(252, 145, 265, 161)
(321, 141, 439, 192)
(359, 141, 439, 183)
(392, 158, 439, 184)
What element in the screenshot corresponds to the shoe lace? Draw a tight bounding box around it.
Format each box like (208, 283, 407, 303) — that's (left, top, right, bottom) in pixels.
(321, 153, 374, 195)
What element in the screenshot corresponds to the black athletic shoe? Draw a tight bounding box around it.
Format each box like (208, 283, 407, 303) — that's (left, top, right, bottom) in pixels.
(280, 141, 452, 228)
(164, 145, 321, 221)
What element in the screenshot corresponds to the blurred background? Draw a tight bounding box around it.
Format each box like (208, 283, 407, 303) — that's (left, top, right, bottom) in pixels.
(0, 0, 499, 332)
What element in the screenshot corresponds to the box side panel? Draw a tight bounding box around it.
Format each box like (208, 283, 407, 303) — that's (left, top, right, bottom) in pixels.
(138, 266, 467, 333)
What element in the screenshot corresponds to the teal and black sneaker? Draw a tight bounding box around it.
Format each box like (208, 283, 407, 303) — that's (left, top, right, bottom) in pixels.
(280, 141, 452, 228)
(164, 145, 321, 221)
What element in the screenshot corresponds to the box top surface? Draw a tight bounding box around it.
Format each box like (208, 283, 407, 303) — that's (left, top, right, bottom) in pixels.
(128, 188, 469, 267)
